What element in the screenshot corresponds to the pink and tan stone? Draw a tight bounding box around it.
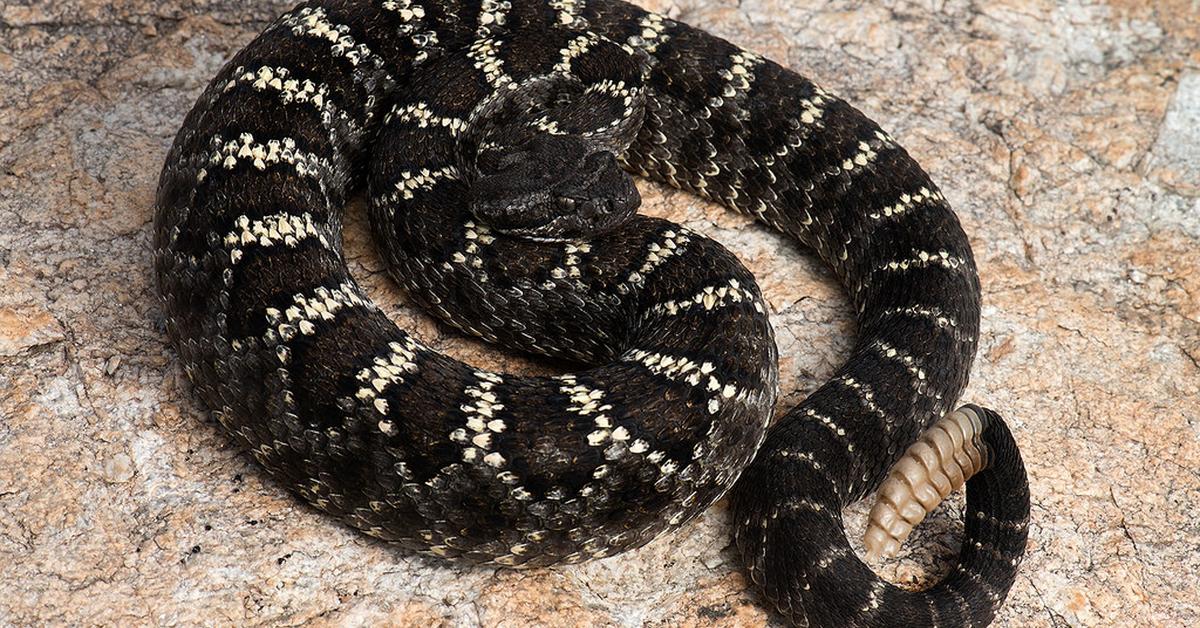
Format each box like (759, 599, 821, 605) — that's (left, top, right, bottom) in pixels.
(1, 0, 1197, 625)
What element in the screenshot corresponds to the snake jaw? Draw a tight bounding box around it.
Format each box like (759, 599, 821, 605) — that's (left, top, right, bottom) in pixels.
(863, 406, 991, 562)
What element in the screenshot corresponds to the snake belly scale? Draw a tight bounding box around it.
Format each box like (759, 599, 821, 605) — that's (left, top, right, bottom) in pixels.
(153, 1, 1031, 626)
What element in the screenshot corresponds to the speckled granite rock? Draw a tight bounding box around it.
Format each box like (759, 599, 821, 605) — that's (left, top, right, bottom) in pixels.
(1, 0, 1197, 625)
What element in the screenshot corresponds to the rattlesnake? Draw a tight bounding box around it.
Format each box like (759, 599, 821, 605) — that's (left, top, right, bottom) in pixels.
(153, 1, 1031, 625)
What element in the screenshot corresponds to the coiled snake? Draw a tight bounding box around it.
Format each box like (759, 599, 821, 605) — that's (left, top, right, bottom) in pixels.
(153, 1, 1031, 625)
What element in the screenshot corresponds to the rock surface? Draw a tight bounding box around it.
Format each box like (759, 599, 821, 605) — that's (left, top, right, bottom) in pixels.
(2, 0, 1197, 625)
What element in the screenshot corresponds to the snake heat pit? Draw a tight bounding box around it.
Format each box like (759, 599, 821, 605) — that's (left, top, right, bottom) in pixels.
(153, 1, 1032, 625)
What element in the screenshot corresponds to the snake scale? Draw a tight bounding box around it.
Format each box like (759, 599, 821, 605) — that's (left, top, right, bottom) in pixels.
(153, 1, 1031, 625)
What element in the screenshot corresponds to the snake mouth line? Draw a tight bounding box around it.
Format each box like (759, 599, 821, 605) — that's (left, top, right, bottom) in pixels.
(863, 405, 991, 561)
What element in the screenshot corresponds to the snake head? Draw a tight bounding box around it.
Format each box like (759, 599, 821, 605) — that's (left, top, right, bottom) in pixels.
(470, 133, 640, 240)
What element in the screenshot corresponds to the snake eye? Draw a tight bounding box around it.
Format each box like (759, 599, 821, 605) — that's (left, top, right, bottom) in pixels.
(559, 197, 577, 211)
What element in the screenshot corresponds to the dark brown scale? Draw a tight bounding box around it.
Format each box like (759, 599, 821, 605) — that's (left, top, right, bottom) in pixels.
(223, 240, 346, 339)
(154, 1, 1029, 626)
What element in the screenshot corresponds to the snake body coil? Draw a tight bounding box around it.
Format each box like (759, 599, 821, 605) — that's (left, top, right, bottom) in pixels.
(154, 1, 1031, 625)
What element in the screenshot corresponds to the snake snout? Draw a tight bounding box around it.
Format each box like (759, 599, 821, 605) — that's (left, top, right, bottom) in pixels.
(573, 151, 641, 217)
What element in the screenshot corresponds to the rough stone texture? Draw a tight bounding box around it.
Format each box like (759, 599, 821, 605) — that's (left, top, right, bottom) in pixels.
(1, 0, 1197, 625)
